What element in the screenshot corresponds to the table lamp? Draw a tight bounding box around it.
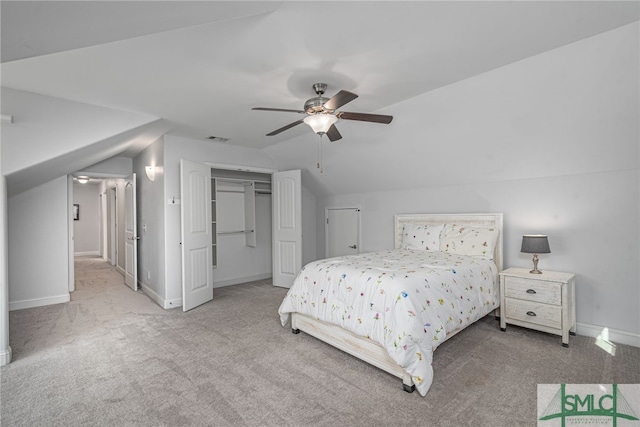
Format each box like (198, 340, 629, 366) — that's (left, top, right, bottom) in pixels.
(521, 235, 551, 274)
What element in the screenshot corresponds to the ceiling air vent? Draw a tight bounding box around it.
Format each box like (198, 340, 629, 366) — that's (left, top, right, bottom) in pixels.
(208, 136, 229, 143)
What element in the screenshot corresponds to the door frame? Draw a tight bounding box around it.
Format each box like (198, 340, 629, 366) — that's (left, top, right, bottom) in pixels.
(109, 186, 117, 266)
(99, 191, 107, 260)
(325, 206, 361, 258)
(67, 176, 75, 292)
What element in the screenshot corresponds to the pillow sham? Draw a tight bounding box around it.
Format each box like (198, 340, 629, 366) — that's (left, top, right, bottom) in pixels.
(401, 223, 444, 251)
(439, 224, 499, 259)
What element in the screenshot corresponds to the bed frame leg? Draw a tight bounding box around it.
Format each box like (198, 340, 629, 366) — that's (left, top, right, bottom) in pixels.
(292, 328, 300, 334)
(403, 383, 416, 393)
(402, 372, 415, 393)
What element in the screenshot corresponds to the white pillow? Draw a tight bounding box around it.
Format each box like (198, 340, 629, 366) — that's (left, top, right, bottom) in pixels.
(439, 224, 499, 259)
(401, 223, 444, 251)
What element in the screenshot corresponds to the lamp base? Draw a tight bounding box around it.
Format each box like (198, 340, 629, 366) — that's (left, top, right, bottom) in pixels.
(529, 254, 542, 274)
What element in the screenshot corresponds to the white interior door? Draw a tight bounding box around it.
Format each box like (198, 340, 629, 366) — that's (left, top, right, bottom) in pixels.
(124, 173, 138, 291)
(99, 192, 105, 259)
(326, 208, 360, 258)
(109, 187, 117, 265)
(272, 169, 301, 288)
(181, 159, 213, 311)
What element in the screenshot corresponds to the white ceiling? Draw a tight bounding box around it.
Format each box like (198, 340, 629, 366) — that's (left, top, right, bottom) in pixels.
(2, 1, 638, 152)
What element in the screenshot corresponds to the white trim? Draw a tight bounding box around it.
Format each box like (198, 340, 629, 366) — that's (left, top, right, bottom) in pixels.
(0, 346, 11, 366)
(576, 322, 640, 348)
(140, 283, 182, 310)
(204, 162, 278, 174)
(68, 175, 75, 293)
(213, 273, 271, 288)
(140, 283, 162, 306)
(74, 251, 100, 257)
(116, 265, 126, 277)
(9, 294, 70, 311)
(162, 297, 182, 309)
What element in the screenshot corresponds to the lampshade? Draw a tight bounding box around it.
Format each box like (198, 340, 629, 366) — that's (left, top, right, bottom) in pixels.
(521, 235, 551, 254)
(521, 234, 550, 274)
(304, 114, 338, 134)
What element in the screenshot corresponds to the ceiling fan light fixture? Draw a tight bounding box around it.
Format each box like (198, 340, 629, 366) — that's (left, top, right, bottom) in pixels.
(304, 114, 337, 135)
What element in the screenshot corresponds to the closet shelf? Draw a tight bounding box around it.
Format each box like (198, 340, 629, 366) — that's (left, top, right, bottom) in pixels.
(218, 230, 255, 236)
(217, 189, 246, 194)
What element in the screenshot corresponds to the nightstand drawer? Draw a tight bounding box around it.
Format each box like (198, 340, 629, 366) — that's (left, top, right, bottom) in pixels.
(504, 297, 561, 329)
(504, 276, 561, 305)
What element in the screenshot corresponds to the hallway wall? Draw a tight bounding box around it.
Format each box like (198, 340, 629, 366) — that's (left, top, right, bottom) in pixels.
(73, 182, 100, 255)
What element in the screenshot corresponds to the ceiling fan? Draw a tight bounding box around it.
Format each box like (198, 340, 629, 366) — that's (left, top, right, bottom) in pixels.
(252, 83, 393, 142)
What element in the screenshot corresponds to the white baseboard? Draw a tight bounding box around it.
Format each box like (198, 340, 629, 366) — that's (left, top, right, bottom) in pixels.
(0, 346, 11, 366)
(74, 251, 100, 257)
(576, 322, 640, 348)
(140, 283, 181, 310)
(213, 273, 271, 288)
(163, 297, 182, 309)
(9, 294, 70, 311)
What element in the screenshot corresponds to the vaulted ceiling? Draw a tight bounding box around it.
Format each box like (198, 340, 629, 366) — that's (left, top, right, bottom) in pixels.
(3, 1, 638, 152)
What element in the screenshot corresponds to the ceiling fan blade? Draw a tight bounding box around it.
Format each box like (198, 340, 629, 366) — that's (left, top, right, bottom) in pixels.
(337, 111, 393, 124)
(326, 124, 342, 142)
(323, 90, 358, 111)
(253, 107, 306, 114)
(265, 118, 305, 136)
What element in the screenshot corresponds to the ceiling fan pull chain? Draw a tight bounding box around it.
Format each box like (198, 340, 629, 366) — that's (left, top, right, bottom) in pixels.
(317, 135, 324, 174)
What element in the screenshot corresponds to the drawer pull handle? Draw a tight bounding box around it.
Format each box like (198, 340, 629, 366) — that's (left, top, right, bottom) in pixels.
(526, 289, 537, 294)
(526, 311, 537, 317)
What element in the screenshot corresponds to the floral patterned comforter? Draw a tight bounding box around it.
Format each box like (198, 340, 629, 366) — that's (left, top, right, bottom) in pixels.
(278, 249, 499, 396)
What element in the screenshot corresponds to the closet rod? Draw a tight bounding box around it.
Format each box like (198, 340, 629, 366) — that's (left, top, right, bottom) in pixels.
(218, 230, 255, 236)
(217, 189, 245, 194)
(215, 177, 271, 185)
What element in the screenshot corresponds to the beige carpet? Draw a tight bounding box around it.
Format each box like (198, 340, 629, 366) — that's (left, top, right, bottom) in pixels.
(1, 256, 638, 426)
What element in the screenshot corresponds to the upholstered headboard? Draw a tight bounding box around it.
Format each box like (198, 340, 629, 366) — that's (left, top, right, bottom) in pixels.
(394, 213, 504, 272)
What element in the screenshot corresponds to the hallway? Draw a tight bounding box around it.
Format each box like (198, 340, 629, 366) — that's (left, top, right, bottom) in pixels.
(9, 256, 162, 363)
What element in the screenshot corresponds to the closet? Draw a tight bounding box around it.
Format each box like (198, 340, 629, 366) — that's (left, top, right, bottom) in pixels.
(181, 161, 301, 311)
(210, 168, 272, 287)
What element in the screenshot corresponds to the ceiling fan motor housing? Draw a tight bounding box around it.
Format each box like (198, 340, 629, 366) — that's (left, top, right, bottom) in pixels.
(304, 96, 330, 114)
(304, 82, 332, 114)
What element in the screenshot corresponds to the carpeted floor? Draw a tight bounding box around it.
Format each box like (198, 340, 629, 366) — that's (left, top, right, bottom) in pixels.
(1, 256, 638, 426)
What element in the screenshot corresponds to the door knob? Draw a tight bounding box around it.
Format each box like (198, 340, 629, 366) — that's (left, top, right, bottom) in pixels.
(349, 245, 357, 249)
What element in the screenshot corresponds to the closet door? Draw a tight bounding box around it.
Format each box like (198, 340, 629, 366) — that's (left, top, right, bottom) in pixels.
(180, 160, 213, 311)
(272, 170, 301, 288)
(326, 208, 360, 258)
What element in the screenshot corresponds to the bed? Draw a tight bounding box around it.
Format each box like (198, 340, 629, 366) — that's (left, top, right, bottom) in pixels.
(278, 213, 503, 396)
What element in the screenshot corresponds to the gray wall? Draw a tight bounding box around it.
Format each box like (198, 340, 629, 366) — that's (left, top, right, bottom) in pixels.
(133, 138, 166, 305)
(72, 182, 100, 255)
(7, 176, 70, 310)
(315, 23, 639, 344)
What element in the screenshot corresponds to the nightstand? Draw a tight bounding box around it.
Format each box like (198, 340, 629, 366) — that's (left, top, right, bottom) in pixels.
(499, 267, 576, 347)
